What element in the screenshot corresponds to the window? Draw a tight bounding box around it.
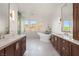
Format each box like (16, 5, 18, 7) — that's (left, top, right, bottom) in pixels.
(24, 19, 42, 31)
(63, 20, 72, 31)
(24, 20, 37, 25)
(61, 4, 73, 32)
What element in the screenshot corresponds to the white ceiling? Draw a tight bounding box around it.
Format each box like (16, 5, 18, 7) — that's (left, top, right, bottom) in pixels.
(15, 3, 64, 19)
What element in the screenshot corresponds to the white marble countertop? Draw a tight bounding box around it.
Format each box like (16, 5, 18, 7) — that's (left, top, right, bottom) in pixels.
(52, 33, 79, 45)
(0, 34, 26, 50)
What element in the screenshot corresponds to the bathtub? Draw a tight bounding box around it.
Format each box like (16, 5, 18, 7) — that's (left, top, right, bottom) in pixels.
(37, 32, 51, 43)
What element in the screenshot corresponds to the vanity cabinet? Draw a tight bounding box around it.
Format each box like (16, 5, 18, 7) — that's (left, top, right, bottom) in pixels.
(73, 3, 79, 40)
(0, 36, 26, 56)
(0, 49, 5, 56)
(50, 35, 79, 56)
(50, 35, 71, 56)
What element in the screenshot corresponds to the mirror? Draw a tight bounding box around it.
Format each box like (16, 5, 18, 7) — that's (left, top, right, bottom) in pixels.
(0, 3, 9, 35)
(61, 3, 73, 33)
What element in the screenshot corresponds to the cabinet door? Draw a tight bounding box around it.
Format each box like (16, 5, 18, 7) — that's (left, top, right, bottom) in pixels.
(57, 37, 62, 54)
(4, 43, 15, 56)
(52, 36, 55, 46)
(15, 40, 22, 56)
(71, 43, 79, 56)
(0, 49, 4, 56)
(61, 46, 70, 56)
(73, 3, 79, 40)
(61, 40, 71, 56)
(21, 36, 26, 55)
(50, 35, 54, 46)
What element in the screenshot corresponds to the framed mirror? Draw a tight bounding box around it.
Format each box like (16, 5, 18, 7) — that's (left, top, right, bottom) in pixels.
(61, 3, 73, 33)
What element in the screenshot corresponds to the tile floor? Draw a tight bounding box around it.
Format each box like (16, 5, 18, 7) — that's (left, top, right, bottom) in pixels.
(24, 38, 60, 56)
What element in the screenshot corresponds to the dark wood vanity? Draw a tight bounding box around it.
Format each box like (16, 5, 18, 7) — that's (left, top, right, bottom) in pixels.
(50, 3, 79, 56)
(50, 35, 79, 56)
(0, 36, 26, 56)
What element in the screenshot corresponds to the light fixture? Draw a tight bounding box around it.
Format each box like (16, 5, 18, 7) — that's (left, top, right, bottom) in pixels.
(12, 10, 15, 21)
(10, 9, 15, 21)
(58, 17, 61, 24)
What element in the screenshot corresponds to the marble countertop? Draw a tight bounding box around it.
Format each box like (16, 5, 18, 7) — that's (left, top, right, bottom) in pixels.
(52, 33, 79, 45)
(0, 34, 26, 50)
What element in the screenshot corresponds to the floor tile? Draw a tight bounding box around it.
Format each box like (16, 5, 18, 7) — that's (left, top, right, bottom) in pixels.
(24, 38, 60, 56)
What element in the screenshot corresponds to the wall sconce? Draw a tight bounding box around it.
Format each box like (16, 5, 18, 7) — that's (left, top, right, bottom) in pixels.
(60, 18, 61, 22)
(58, 17, 61, 24)
(10, 9, 15, 21)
